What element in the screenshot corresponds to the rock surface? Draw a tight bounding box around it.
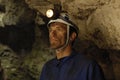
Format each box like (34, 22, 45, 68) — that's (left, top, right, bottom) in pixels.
(0, 0, 36, 27)
(0, 0, 120, 80)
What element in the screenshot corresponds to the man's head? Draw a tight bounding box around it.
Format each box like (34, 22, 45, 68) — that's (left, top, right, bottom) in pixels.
(47, 13, 79, 50)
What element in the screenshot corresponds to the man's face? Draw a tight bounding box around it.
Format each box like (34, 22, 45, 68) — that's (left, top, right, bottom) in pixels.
(48, 22, 67, 49)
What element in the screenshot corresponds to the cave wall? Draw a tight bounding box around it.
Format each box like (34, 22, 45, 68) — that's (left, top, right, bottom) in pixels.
(0, 0, 120, 80)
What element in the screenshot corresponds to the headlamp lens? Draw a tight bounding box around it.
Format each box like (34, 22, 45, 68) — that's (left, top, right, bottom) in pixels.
(46, 9, 54, 18)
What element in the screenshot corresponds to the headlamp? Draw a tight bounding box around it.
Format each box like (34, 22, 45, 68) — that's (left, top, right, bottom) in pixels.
(46, 4, 61, 19)
(46, 9, 54, 18)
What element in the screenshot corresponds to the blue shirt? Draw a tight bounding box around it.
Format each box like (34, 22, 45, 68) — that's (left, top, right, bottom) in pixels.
(40, 51, 105, 80)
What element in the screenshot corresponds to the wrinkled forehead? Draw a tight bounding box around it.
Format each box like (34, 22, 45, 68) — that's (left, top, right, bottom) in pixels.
(49, 22, 67, 29)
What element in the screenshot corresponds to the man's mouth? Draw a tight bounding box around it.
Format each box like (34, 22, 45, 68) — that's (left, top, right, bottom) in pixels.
(50, 37, 58, 41)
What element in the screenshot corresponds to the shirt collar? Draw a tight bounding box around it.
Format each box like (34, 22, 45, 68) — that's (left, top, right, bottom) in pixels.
(54, 50, 77, 67)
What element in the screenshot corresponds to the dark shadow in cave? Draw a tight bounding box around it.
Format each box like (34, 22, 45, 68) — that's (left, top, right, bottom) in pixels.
(0, 22, 35, 54)
(37, 24, 49, 48)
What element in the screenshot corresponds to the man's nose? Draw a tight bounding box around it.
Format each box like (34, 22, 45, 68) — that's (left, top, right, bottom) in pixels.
(50, 30, 57, 37)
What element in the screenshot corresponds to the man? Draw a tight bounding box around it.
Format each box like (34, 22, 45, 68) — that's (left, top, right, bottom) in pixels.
(40, 13, 105, 80)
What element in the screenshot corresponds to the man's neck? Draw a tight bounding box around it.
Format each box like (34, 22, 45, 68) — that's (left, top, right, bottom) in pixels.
(55, 45, 72, 59)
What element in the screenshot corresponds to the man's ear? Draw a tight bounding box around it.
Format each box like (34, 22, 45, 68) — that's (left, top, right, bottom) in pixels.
(70, 32, 77, 42)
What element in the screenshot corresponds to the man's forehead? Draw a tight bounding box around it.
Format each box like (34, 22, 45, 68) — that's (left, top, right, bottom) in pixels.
(49, 22, 67, 28)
